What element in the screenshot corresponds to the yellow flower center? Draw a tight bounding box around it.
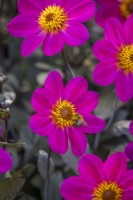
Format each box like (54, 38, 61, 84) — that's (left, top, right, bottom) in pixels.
(93, 182, 122, 200)
(51, 100, 76, 128)
(117, 44, 133, 73)
(120, 0, 133, 18)
(38, 5, 67, 33)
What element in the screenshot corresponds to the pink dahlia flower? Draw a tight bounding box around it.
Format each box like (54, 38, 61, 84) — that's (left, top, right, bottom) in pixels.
(60, 152, 133, 200)
(0, 147, 12, 173)
(7, 0, 96, 57)
(93, 15, 133, 102)
(95, 0, 133, 27)
(125, 120, 133, 161)
(30, 71, 105, 156)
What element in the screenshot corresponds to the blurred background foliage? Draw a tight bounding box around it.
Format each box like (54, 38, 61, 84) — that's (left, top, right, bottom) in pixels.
(0, 0, 133, 199)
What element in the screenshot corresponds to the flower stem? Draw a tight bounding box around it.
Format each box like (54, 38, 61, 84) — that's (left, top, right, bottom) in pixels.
(61, 50, 75, 78)
(45, 147, 51, 200)
(93, 95, 118, 150)
(4, 119, 8, 142)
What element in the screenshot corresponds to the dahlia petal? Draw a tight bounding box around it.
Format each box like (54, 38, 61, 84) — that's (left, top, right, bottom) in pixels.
(42, 32, 64, 56)
(60, 177, 93, 200)
(75, 91, 99, 114)
(125, 142, 133, 161)
(115, 72, 133, 102)
(48, 127, 68, 154)
(96, 0, 118, 4)
(78, 154, 104, 184)
(21, 31, 46, 57)
(68, 127, 87, 156)
(30, 114, 54, 136)
(93, 40, 118, 63)
(64, 77, 88, 103)
(28, 0, 51, 9)
(95, 4, 124, 27)
(123, 193, 133, 200)
(7, 15, 39, 38)
(93, 62, 118, 86)
(44, 71, 64, 100)
(18, 0, 41, 15)
(103, 152, 127, 182)
(64, 23, 89, 46)
(61, 0, 88, 11)
(120, 170, 133, 190)
(0, 148, 12, 173)
(124, 14, 133, 43)
(31, 88, 55, 113)
(67, 1, 96, 23)
(83, 113, 105, 134)
(104, 17, 125, 47)
(129, 121, 133, 135)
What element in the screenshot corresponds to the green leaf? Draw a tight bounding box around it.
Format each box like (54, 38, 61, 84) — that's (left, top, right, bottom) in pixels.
(0, 177, 25, 200)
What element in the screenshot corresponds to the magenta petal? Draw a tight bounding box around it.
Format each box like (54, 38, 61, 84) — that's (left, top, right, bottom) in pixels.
(64, 23, 89, 46)
(68, 1, 96, 23)
(103, 152, 127, 182)
(0, 148, 12, 173)
(60, 176, 93, 200)
(44, 71, 64, 100)
(62, 0, 87, 11)
(30, 114, 55, 136)
(124, 14, 133, 43)
(93, 39, 118, 63)
(104, 17, 125, 47)
(123, 192, 133, 200)
(95, 4, 124, 27)
(18, 0, 41, 15)
(68, 127, 87, 156)
(96, 0, 119, 4)
(21, 31, 46, 57)
(48, 128, 68, 154)
(129, 121, 133, 135)
(115, 72, 133, 102)
(76, 91, 99, 114)
(125, 142, 133, 161)
(42, 32, 64, 56)
(78, 154, 104, 184)
(83, 113, 105, 134)
(93, 62, 118, 86)
(31, 88, 55, 113)
(64, 77, 88, 103)
(7, 15, 39, 38)
(120, 170, 133, 190)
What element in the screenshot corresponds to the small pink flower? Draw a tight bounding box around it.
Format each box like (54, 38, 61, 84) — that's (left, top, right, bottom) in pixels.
(60, 152, 133, 200)
(93, 15, 133, 102)
(7, 0, 96, 57)
(30, 71, 105, 156)
(125, 120, 133, 161)
(95, 0, 133, 27)
(0, 148, 12, 173)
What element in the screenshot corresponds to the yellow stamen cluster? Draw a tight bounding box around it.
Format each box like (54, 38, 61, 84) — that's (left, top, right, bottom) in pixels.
(51, 100, 76, 128)
(38, 5, 67, 33)
(120, 0, 133, 18)
(93, 182, 122, 200)
(118, 44, 133, 73)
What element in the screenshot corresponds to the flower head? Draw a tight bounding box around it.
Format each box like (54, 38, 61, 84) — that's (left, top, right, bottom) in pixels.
(0, 147, 12, 173)
(30, 70, 105, 156)
(60, 152, 133, 199)
(93, 15, 133, 102)
(7, 0, 96, 56)
(95, 0, 133, 27)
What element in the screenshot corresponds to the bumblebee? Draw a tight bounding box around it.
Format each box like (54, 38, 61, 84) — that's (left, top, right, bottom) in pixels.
(73, 113, 88, 127)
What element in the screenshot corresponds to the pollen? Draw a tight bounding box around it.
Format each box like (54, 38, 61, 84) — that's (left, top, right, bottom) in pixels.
(38, 5, 67, 33)
(118, 44, 133, 73)
(51, 100, 77, 128)
(120, 0, 133, 18)
(92, 181, 122, 200)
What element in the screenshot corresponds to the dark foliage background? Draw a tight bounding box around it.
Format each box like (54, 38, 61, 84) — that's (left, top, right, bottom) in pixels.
(0, 0, 133, 199)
